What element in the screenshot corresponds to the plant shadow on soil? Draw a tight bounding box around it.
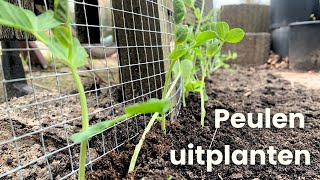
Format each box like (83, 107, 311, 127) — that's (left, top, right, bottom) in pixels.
(87, 66, 320, 180)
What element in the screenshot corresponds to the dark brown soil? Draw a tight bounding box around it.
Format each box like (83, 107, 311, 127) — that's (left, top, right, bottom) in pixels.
(87, 66, 320, 180)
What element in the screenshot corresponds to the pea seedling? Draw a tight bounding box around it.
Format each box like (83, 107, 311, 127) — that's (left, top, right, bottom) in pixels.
(0, 0, 245, 179)
(0, 0, 171, 179)
(172, 0, 245, 127)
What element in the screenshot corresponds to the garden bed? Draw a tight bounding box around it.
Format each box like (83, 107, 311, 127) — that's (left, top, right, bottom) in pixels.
(88, 66, 320, 179)
(1, 66, 320, 179)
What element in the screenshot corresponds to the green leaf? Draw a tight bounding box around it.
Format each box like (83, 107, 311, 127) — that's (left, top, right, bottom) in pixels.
(169, 45, 188, 60)
(225, 28, 245, 43)
(180, 60, 193, 82)
(48, 30, 87, 68)
(232, 52, 238, 59)
(0, 1, 60, 34)
(194, 31, 217, 46)
(181, 51, 192, 60)
(206, 40, 219, 57)
(185, 81, 204, 92)
(214, 22, 230, 40)
(71, 38, 88, 68)
(53, 26, 71, 48)
(54, 0, 69, 22)
(125, 98, 171, 115)
(0, 1, 36, 32)
(201, 22, 214, 31)
(174, 0, 187, 24)
(37, 10, 62, 31)
(176, 25, 189, 45)
(194, 8, 202, 21)
(184, 0, 195, 7)
(71, 115, 128, 144)
(193, 67, 200, 73)
(48, 37, 69, 64)
(194, 48, 203, 58)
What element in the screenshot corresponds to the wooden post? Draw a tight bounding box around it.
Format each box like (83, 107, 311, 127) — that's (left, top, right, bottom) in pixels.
(112, 0, 165, 101)
(75, 0, 101, 44)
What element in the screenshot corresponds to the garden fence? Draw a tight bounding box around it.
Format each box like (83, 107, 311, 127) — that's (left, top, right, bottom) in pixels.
(0, 0, 180, 179)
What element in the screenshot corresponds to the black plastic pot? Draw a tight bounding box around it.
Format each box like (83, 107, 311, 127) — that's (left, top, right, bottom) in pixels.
(270, 0, 320, 29)
(271, 26, 290, 57)
(289, 21, 320, 71)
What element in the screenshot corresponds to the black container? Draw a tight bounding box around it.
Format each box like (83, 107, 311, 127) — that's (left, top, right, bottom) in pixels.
(270, 0, 319, 29)
(289, 21, 320, 71)
(271, 26, 290, 57)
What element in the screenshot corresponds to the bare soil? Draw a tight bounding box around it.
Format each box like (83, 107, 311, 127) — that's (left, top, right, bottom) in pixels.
(1, 66, 320, 179)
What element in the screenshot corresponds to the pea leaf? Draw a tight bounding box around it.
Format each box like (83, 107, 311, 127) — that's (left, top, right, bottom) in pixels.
(206, 39, 219, 57)
(37, 11, 62, 31)
(176, 25, 189, 45)
(169, 45, 188, 60)
(225, 28, 245, 43)
(214, 22, 230, 40)
(53, 26, 71, 48)
(201, 22, 214, 31)
(174, 0, 187, 24)
(47, 35, 88, 68)
(194, 31, 217, 47)
(71, 38, 88, 68)
(185, 81, 204, 92)
(71, 117, 125, 144)
(125, 98, 171, 115)
(194, 48, 203, 58)
(194, 8, 202, 21)
(54, 0, 69, 22)
(0, 1, 60, 33)
(180, 60, 193, 82)
(184, 0, 195, 7)
(186, 26, 195, 42)
(48, 37, 69, 64)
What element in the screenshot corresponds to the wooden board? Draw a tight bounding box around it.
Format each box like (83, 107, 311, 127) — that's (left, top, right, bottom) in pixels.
(112, 0, 165, 101)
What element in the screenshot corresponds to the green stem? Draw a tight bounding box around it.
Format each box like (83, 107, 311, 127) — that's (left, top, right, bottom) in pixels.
(161, 112, 166, 135)
(128, 112, 159, 173)
(71, 66, 89, 180)
(195, 0, 206, 34)
(162, 59, 177, 97)
(161, 71, 182, 134)
(165, 72, 182, 99)
(200, 60, 207, 127)
(200, 88, 206, 127)
(182, 88, 186, 107)
(129, 72, 181, 173)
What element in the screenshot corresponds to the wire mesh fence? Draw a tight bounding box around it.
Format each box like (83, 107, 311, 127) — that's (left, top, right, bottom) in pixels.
(0, 0, 180, 179)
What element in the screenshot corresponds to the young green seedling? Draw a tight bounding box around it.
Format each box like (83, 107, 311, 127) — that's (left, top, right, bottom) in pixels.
(171, 0, 245, 127)
(0, 1, 91, 179)
(0, 0, 245, 178)
(0, 0, 177, 178)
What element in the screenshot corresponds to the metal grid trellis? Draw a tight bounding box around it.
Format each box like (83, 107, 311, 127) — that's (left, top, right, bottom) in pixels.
(0, 0, 180, 179)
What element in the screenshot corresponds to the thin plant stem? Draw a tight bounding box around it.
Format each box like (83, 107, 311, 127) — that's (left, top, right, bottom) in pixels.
(71, 67, 89, 180)
(162, 59, 177, 97)
(129, 72, 182, 173)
